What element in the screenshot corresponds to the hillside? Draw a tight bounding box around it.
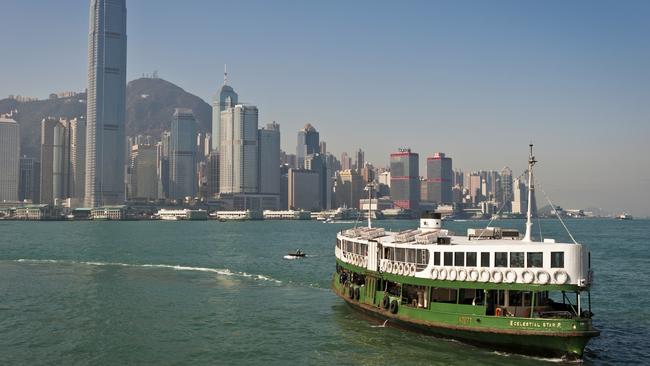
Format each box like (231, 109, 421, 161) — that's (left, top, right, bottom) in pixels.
(0, 78, 212, 159)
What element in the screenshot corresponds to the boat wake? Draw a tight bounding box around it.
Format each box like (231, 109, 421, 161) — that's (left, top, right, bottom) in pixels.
(13, 259, 282, 284)
(491, 350, 582, 364)
(370, 320, 389, 328)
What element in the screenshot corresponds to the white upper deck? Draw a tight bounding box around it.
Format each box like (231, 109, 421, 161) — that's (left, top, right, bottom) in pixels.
(335, 217, 592, 289)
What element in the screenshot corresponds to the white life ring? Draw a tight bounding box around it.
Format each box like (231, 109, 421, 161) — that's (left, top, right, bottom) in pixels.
(411, 263, 417, 275)
(386, 261, 393, 273)
(401, 263, 407, 276)
(448, 268, 457, 281)
(537, 270, 550, 284)
(479, 269, 491, 282)
(554, 270, 569, 285)
(438, 268, 448, 280)
(396, 263, 402, 275)
(522, 270, 535, 284)
(504, 270, 517, 283)
(430, 267, 438, 280)
(393, 263, 399, 275)
(492, 270, 503, 283)
(457, 268, 467, 282)
(469, 269, 479, 282)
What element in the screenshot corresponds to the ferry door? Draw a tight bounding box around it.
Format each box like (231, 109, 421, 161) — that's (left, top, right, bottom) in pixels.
(365, 276, 377, 305)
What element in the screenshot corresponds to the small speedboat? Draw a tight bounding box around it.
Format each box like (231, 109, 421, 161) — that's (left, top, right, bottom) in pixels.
(284, 250, 306, 260)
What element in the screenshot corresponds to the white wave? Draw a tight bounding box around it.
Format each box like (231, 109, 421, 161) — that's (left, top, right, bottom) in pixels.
(12, 259, 282, 284)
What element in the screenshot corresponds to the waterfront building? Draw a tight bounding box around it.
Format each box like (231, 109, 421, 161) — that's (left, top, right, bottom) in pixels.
(14, 204, 58, 220)
(335, 169, 364, 209)
(426, 152, 453, 204)
(219, 104, 258, 194)
(0, 116, 20, 202)
(19, 157, 40, 203)
(296, 123, 319, 168)
(211, 66, 239, 152)
(85, 0, 127, 207)
(258, 122, 281, 200)
(129, 144, 158, 200)
(91, 206, 126, 220)
(288, 168, 321, 211)
(169, 108, 197, 200)
(390, 149, 419, 211)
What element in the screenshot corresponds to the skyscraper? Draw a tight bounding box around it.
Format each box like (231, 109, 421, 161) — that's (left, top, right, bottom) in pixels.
(211, 66, 239, 152)
(129, 144, 158, 200)
(0, 116, 19, 202)
(355, 148, 364, 173)
(69, 117, 86, 203)
(426, 152, 453, 204)
(40, 118, 67, 205)
(335, 169, 364, 209)
(169, 109, 197, 199)
(296, 123, 319, 168)
(219, 104, 258, 193)
(390, 148, 419, 211)
(288, 168, 320, 210)
(19, 157, 40, 203)
(85, 0, 127, 207)
(258, 122, 281, 197)
(305, 153, 331, 210)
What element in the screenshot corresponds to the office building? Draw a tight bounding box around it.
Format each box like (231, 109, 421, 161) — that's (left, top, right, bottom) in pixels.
(85, 0, 127, 207)
(211, 66, 238, 151)
(169, 108, 197, 199)
(129, 144, 158, 200)
(19, 157, 40, 203)
(305, 153, 331, 210)
(335, 169, 364, 209)
(219, 104, 258, 194)
(426, 152, 453, 204)
(0, 116, 19, 202)
(390, 149, 419, 210)
(288, 168, 320, 210)
(258, 122, 281, 197)
(296, 123, 319, 168)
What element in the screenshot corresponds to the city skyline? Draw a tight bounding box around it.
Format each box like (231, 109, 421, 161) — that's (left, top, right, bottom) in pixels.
(1, 0, 649, 215)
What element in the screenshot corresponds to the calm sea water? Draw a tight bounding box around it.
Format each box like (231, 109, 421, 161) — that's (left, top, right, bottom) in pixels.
(0, 218, 648, 365)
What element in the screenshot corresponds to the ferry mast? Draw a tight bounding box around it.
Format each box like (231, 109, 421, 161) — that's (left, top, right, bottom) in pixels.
(522, 144, 537, 242)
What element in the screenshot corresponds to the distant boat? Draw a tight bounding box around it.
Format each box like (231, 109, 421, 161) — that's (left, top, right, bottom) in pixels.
(284, 250, 306, 260)
(617, 213, 633, 220)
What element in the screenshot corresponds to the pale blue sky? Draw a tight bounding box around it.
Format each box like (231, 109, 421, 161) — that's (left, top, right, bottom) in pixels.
(1, 0, 649, 215)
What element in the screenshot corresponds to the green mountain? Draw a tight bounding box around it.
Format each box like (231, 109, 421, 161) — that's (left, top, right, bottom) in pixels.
(0, 77, 212, 159)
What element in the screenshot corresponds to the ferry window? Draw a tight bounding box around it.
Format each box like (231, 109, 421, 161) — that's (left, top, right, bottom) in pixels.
(551, 252, 564, 268)
(395, 248, 406, 262)
(430, 287, 457, 304)
(480, 252, 490, 267)
(510, 252, 524, 268)
(433, 252, 440, 266)
(417, 249, 429, 265)
(407, 249, 416, 263)
(444, 252, 453, 266)
(527, 252, 543, 268)
(495, 252, 507, 267)
(466, 252, 477, 267)
(459, 289, 483, 305)
(454, 252, 465, 266)
(346, 241, 353, 252)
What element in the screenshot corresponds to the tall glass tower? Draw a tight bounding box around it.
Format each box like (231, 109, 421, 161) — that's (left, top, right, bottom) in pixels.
(85, 0, 127, 207)
(211, 66, 239, 152)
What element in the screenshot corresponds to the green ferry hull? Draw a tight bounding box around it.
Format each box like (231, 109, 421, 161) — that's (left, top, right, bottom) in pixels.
(332, 272, 598, 359)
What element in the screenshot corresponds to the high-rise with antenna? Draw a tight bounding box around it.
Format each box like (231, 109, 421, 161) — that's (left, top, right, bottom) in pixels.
(211, 64, 239, 152)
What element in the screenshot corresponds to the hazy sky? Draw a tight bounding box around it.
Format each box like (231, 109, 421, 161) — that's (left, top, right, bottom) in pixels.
(2, 0, 649, 216)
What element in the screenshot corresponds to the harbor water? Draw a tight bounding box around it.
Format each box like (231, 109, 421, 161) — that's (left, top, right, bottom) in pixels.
(0, 219, 648, 365)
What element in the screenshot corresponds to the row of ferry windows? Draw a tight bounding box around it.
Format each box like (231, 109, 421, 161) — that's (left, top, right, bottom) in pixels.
(433, 251, 564, 269)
